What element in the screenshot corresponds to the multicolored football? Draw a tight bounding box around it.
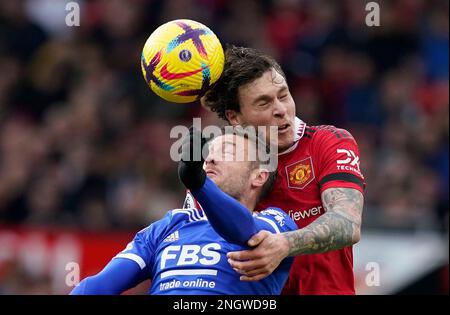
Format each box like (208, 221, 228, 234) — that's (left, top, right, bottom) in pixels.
(141, 19, 224, 103)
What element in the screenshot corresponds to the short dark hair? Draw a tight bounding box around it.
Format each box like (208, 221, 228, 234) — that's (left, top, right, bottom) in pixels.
(203, 45, 286, 121)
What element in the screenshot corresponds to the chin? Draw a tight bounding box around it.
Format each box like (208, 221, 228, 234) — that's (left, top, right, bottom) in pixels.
(209, 175, 219, 185)
(278, 132, 295, 151)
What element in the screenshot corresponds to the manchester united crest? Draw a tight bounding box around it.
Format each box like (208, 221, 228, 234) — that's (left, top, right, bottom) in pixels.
(285, 157, 315, 189)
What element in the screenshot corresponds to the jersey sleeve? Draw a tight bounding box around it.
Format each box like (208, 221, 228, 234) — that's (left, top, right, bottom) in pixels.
(113, 212, 172, 272)
(312, 127, 366, 194)
(70, 258, 146, 295)
(254, 207, 297, 234)
(192, 177, 297, 246)
(191, 177, 259, 246)
(71, 213, 173, 295)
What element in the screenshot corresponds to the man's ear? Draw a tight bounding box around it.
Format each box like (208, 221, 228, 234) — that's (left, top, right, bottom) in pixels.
(200, 96, 211, 111)
(251, 168, 269, 189)
(225, 110, 241, 126)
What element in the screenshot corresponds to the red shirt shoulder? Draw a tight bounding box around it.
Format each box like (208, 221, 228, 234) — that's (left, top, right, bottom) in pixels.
(305, 125, 366, 193)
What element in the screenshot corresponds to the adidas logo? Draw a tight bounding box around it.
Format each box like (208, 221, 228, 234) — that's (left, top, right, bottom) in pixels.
(163, 231, 179, 242)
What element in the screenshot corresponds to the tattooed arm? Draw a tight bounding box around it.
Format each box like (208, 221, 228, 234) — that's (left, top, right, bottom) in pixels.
(227, 187, 363, 281)
(284, 187, 363, 256)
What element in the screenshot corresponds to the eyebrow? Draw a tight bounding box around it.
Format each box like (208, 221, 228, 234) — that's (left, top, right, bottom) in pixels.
(278, 86, 288, 94)
(252, 86, 288, 105)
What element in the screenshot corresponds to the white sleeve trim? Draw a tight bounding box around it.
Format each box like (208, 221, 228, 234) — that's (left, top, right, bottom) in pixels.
(256, 216, 281, 234)
(114, 253, 146, 270)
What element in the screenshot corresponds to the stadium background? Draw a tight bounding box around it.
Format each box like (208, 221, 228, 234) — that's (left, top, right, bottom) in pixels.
(0, 0, 447, 294)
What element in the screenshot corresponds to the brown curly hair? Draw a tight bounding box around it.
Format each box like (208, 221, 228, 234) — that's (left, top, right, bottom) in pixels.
(202, 45, 286, 121)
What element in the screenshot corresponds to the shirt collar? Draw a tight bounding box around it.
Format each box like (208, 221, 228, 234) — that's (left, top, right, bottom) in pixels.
(279, 117, 306, 156)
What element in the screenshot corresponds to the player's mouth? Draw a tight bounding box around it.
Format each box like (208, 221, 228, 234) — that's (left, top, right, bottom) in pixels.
(277, 123, 290, 134)
(205, 169, 219, 177)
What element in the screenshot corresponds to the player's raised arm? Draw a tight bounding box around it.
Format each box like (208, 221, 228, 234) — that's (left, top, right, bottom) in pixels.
(178, 127, 294, 246)
(178, 127, 259, 246)
(190, 177, 259, 245)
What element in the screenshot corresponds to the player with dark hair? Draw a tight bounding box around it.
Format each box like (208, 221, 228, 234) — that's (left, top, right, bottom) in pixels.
(200, 45, 366, 295)
(70, 128, 296, 295)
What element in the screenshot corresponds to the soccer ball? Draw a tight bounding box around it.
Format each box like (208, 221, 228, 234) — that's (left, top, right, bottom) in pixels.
(141, 19, 224, 103)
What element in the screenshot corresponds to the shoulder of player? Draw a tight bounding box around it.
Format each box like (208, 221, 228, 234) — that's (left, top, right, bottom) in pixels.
(304, 125, 354, 141)
(169, 207, 206, 223)
(136, 208, 205, 239)
(257, 207, 285, 217)
(303, 125, 358, 154)
(256, 207, 296, 231)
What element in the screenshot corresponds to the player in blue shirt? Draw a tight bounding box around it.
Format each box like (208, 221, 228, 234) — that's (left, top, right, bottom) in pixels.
(71, 127, 296, 295)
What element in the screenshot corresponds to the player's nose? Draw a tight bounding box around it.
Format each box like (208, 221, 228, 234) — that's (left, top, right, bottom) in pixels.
(205, 154, 216, 165)
(273, 99, 287, 118)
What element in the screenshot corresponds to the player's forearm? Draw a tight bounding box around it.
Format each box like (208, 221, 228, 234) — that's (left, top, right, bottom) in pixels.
(282, 188, 363, 256)
(70, 275, 121, 295)
(177, 129, 258, 245)
(70, 258, 145, 295)
(282, 211, 359, 256)
(192, 177, 258, 246)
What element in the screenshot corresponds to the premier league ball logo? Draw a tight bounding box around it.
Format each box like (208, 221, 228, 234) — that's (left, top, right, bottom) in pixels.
(179, 49, 192, 62)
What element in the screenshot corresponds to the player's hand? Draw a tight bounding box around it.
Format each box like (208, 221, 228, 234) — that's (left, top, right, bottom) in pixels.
(180, 126, 208, 165)
(226, 231, 290, 281)
(178, 126, 208, 190)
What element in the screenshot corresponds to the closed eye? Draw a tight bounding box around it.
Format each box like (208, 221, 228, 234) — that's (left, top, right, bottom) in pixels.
(253, 94, 273, 107)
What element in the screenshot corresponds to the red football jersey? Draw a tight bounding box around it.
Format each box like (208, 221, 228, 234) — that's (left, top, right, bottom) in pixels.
(255, 118, 365, 295)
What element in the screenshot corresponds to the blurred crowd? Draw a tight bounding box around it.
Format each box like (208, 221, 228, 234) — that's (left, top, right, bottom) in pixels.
(0, 0, 448, 233)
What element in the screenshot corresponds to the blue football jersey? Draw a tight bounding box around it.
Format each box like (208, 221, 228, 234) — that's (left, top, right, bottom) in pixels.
(113, 207, 297, 295)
